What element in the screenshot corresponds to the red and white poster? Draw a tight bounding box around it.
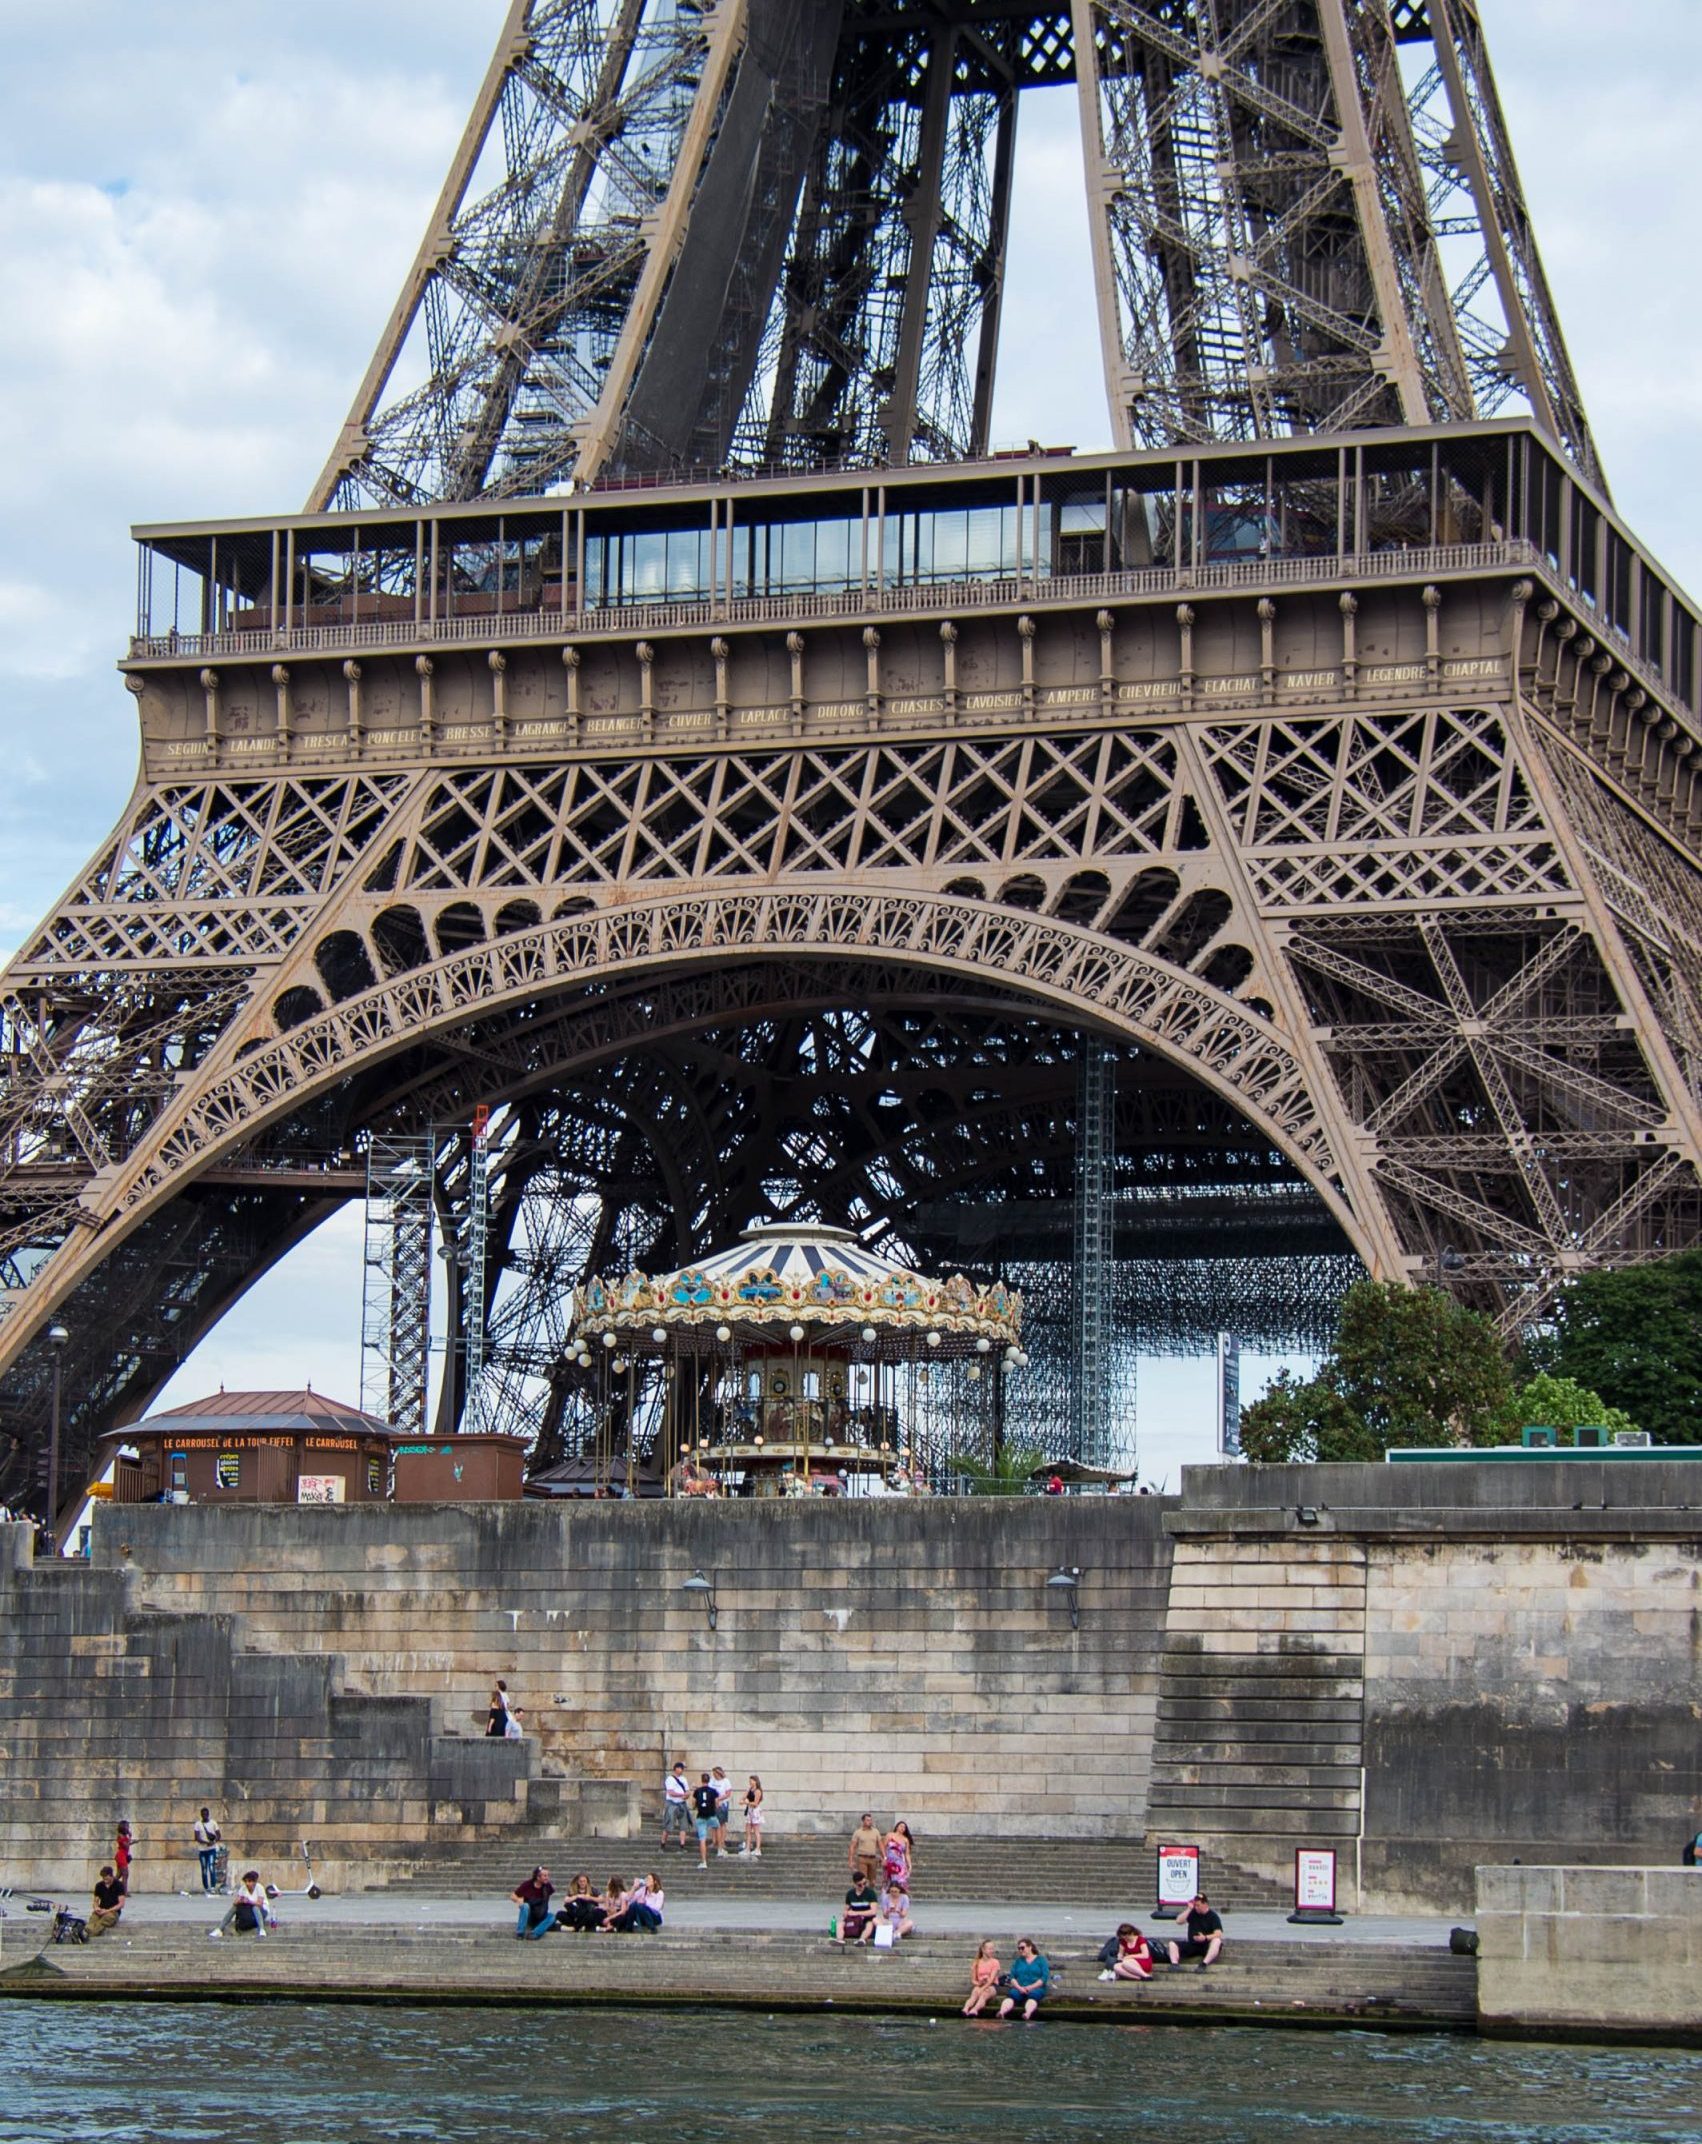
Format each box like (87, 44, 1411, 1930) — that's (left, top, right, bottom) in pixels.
(1155, 1843, 1200, 1911)
(1294, 1848, 1337, 1913)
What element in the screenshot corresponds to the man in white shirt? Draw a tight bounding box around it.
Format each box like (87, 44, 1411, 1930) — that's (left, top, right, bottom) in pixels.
(660, 1761, 690, 1850)
(218, 1870, 273, 1938)
(193, 1806, 224, 1894)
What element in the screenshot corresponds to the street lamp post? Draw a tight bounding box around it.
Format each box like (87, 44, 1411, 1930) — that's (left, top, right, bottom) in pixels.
(44, 1323, 69, 1544)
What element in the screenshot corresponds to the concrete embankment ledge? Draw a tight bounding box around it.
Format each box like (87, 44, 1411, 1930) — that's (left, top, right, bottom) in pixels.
(0, 1901, 1473, 2032)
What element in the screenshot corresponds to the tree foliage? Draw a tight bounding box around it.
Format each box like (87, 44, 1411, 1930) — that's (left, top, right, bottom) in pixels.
(1525, 1249, 1702, 1445)
(1481, 1372, 1635, 1448)
(948, 1442, 1046, 1495)
(1237, 1370, 1376, 1464)
(1239, 1280, 1511, 1462)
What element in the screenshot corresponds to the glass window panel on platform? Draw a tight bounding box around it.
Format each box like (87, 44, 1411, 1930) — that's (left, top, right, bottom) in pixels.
(728, 511, 860, 600)
(584, 513, 715, 608)
(1038, 467, 1110, 578)
(880, 481, 1019, 589)
(1358, 441, 1440, 553)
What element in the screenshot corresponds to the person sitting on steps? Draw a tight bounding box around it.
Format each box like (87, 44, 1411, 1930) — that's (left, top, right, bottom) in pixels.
(997, 1938, 1051, 2020)
(840, 1872, 880, 1943)
(221, 1869, 275, 1939)
(961, 1939, 1002, 2016)
(1164, 1893, 1224, 1971)
(510, 1865, 560, 1939)
(1099, 1923, 1153, 1983)
(87, 1866, 125, 1939)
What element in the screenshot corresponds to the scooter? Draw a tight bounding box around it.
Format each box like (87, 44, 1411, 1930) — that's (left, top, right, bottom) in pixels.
(263, 1840, 323, 1903)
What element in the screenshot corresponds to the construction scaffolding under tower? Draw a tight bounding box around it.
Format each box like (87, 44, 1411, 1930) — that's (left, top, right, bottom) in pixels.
(360, 1133, 434, 1435)
(1071, 1034, 1119, 1471)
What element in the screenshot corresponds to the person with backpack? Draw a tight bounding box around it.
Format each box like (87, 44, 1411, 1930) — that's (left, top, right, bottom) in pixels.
(220, 1870, 274, 1938)
(691, 1774, 721, 1868)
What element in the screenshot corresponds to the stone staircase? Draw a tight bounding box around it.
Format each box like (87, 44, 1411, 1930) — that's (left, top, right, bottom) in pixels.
(18, 1919, 1476, 2028)
(0, 1548, 536, 1894)
(1142, 1533, 1367, 1891)
(376, 1833, 1289, 1909)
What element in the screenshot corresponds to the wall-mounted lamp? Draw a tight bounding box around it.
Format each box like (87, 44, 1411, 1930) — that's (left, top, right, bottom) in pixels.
(1046, 1565, 1081, 1629)
(1296, 1505, 1320, 1525)
(680, 1569, 718, 1629)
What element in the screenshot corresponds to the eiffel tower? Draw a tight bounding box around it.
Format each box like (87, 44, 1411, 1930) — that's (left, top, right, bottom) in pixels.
(5, 0, 1701, 1517)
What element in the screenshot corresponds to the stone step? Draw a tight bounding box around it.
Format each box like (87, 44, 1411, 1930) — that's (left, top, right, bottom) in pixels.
(373, 1836, 1292, 1910)
(20, 1923, 1475, 2027)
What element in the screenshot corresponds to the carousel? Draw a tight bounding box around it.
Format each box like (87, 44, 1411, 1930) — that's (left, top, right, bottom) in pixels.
(563, 1225, 1026, 1496)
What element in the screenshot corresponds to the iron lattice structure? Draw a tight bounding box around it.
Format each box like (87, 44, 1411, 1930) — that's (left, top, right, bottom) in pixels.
(310, 0, 1601, 509)
(359, 1131, 435, 1434)
(3, 3, 1698, 1509)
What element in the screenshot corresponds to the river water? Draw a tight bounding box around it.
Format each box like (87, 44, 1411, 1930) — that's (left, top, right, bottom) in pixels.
(2, 2003, 1697, 2143)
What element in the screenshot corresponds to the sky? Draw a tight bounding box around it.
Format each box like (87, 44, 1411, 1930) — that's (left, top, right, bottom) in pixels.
(3, 1, 1700, 1484)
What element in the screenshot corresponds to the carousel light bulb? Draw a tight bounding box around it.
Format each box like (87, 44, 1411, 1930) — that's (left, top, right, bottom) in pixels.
(753, 1432, 764, 1448)
(967, 1364, 982, 1383)
(651, 1326, 667, 1344)
(975, 1337, 991, 1354)
(715, 1325, 732, 1344)
(861, 1326, 877, 1345)
(789, 1323, 805, 1343)
(1016, 1349, 1030, 1367)
(602, 1330, 617, 1348)
(925, 1330, 941, 1349)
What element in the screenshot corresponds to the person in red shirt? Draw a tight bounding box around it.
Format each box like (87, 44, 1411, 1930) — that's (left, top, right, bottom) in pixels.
(114, 1821, 134, 1896)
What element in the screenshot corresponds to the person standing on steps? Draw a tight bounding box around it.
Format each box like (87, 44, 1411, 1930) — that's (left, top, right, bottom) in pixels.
(114, 1820, 134, 1896)
(193, 1806, 224, 1894)
(742, 1775, 765, 1858)
(661, 1760, 690, 1851)
(710, 1765, 733, 1854)
(691, 1773, 721, 1868)
(849, 1812, 883, 1886)
(487, 1680, 522, 1739)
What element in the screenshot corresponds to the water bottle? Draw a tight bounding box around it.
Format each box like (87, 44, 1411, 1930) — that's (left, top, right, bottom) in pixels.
(829, 1915, 838, 1940)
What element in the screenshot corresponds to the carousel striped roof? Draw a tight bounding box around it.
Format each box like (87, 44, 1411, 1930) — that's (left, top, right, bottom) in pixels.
(689, 1226, 904, 1286)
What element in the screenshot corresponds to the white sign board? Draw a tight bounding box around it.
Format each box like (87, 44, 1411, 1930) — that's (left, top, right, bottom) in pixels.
(1294, 1848, 1336, 1913)
(1156, 1843, 1200, 1910)
(297, 1474, 345, 1505)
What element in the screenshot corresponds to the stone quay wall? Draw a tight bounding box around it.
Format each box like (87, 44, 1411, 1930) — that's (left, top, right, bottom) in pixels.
(0, 1495, 1172, 1889)
(3, 1466, 1699, 1915)
(1154, 1464, 1702, 1913)
(1475, 1865, 1702, 2039)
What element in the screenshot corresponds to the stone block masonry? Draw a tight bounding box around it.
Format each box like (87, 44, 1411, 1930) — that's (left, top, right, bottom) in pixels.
(1476, 1865, 1702, 2040)
(1153, 1463, 1702, 1914)
(0, 1496, 1174, 1889)
(6, 1464, 1701, 1921)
